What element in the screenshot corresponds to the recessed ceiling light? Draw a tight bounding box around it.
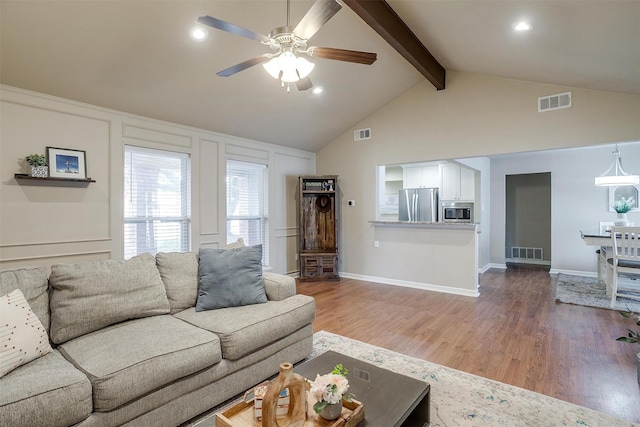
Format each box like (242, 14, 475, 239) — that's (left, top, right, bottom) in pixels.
(312, 86, 324, 95)
(190, 26, 208, 41)
(512, 21, 532, 32)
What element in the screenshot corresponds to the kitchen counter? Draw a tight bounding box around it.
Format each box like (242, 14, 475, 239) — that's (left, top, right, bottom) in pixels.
(366, 220, 480, 297)
(370, 221, 480, 232)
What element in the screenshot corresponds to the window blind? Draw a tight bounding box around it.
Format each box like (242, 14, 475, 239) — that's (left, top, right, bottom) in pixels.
(226, 160, 269, 265)
(124, 146, 191, 258)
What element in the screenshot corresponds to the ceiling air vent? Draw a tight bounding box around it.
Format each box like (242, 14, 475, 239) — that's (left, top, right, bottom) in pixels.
(538, 92, 572, 112)
(354, 128, 371, 141)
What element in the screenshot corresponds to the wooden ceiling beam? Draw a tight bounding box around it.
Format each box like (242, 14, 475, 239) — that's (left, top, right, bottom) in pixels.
(343, 0, 446, 90)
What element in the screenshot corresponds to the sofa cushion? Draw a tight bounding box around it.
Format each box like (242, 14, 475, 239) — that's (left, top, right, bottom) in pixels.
(263, 272, 296, 301)
(156, 239, 248, 314)
(175, 294, 315, 360)
(196, 245, 267, 311)
(0, 350, 92, 427)
(49, 253, 170, 344)
(156, 252, 199, 313)
(0, 266, 49, 330)
(0, 289, 52, 378)
(223, 237, 245, 249)
(58, 315, 221, 412)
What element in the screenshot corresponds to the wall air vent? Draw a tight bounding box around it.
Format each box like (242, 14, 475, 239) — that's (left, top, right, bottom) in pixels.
(354, 128, 371, 141)
(511, 246, 543, 261)
(538, 92, 572, 112)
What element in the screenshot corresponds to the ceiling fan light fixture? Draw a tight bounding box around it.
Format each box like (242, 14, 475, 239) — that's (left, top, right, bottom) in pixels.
(278, 51, 298, 74)
(281, 69, 300, 83)
(296, 56, 315, 79)
(262, 51, 312, 84)
(263, 57, 281, 79)
(594, 145, 640, 186)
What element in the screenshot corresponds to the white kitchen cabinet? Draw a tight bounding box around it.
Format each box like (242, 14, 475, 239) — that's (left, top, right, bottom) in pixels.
(459, 167, 475, 200)
(402, 165, 439, 188)
(441, 163, 475, 201)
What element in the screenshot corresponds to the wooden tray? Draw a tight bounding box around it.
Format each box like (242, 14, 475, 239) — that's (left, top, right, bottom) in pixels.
(216, 390, 364, 427)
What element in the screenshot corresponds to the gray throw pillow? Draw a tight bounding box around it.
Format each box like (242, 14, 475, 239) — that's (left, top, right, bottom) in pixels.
(196, 245, 267, 311)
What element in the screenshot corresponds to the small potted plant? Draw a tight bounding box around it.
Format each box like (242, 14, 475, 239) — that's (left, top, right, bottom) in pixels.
(309, 364, 353, 421)
(25, 153, 48, 178)
(612, 197, 634, 226)
(617, 310, 640, 384)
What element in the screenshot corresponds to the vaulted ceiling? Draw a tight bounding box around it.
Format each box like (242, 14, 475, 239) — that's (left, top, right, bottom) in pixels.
(1, 1, 638, 152)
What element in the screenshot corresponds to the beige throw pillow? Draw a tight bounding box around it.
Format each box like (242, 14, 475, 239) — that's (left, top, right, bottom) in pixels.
(49, 253, 170, 344)
(156, 252, 199, 313)
(0, 289, 52, 378)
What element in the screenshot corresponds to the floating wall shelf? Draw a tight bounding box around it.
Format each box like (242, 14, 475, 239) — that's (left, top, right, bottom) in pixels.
(14, 174, 95, 186)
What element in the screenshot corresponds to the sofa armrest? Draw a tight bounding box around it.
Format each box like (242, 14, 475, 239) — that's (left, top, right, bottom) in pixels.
(263, 272, 296, 301)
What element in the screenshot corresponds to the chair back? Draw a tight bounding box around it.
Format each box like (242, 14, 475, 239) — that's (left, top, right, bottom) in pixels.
(599, 221, 615, 234)
(610, 226, 640, 264)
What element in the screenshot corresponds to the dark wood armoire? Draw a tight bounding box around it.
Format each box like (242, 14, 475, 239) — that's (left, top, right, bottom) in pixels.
(298, 175, 339, 281)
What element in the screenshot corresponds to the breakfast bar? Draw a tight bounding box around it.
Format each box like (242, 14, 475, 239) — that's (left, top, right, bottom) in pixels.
(369, 221, 480, 297)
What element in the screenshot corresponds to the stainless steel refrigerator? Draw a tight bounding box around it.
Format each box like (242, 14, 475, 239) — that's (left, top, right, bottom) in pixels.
(398, 188, 439, 222)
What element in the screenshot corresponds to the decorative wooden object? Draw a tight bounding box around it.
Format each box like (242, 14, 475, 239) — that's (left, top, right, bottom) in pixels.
(261, 363, 306, 427)
(215, 387, 364, 427)
(298, 175, 339, 281)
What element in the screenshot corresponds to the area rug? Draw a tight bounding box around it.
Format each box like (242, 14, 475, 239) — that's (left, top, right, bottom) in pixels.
(555, 273, 640, 312)
(191, 331, 636, 427)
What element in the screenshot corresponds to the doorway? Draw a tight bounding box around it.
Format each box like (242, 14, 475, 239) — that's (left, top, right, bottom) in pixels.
(505, 172, 551, 267)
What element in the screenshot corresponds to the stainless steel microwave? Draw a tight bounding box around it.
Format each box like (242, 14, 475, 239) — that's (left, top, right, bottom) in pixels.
(441, 202, 473, 223)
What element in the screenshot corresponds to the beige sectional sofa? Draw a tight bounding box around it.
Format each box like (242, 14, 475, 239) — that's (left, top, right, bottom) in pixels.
(0, 249, 315, 427)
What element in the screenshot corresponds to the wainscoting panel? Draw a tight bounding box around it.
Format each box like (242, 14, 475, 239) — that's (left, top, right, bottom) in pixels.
(123, 124, 192, 148)
(226, 143, 269, 161)
(199, 139, 219, 237)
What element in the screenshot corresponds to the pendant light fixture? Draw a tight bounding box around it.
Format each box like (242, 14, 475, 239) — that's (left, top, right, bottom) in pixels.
(594, 145, 640, 186)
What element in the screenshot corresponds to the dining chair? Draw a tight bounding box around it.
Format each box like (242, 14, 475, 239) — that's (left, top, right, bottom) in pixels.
(598, 222, 616, 286)
(608, 226, 640, 308)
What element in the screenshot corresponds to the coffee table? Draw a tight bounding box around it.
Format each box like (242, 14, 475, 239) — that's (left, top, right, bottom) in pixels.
(296, 350, 430, 427)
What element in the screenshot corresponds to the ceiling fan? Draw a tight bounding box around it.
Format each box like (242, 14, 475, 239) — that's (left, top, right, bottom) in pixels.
(198, 0, 377, 91)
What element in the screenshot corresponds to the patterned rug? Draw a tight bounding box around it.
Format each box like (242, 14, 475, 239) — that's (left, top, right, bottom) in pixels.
(191, 331, 637, 427)
(555, 273, 640, 312)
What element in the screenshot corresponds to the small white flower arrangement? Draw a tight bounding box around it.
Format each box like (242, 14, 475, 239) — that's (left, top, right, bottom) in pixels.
(309, 364, 353, 414)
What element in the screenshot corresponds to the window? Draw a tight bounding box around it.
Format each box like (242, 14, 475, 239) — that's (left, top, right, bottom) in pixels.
(124, 146, 191, 258)
(226, 160, 269, 265)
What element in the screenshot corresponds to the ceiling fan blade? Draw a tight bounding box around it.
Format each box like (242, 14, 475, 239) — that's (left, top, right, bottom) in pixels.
(216, 55, 271, 77)
(293, 0, 342, 40)
(296, 77, 313, 91)
(198, 15, 270, 43)
(308, 47, 377, 65)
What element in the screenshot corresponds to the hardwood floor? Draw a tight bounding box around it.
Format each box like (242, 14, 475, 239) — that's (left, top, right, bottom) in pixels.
(296, 266, 640, 423)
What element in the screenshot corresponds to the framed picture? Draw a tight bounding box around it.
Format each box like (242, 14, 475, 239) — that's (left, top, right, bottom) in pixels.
(608, 185, 639, 212)
(46, 147, 87, 179)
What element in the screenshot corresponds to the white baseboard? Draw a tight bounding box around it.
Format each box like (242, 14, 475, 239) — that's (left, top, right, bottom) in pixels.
(478, 263, 493, 273)
(486, 263, 507, 270)
(338, 272, 480, 298)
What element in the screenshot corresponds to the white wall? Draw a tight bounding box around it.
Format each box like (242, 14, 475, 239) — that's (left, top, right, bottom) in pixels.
(456, 156, 491, 270)
(316, 71, 640, 290)
(490, 143, 640, 274)
(0, 86, 314, 272)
